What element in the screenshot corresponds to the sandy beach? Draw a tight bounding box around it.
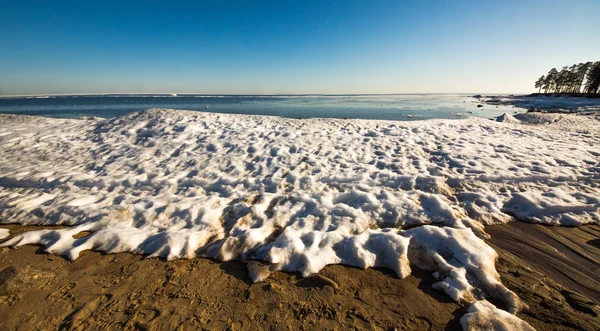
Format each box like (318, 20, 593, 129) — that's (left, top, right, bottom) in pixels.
(2, 0, 599, 328)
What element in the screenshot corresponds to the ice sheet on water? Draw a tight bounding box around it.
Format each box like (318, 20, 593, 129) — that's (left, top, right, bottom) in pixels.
(486, 94, 600, 113)
(0, 108, 599, 329)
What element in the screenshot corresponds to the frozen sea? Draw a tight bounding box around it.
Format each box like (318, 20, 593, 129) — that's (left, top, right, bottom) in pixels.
(0, 94, 520, 120)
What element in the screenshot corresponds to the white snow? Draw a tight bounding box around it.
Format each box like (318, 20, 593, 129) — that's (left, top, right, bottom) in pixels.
(0, 228, 9, 240)
(0, 108, 599, 329)
(461, 300, 535, 331)
(406, 226, 521, 312)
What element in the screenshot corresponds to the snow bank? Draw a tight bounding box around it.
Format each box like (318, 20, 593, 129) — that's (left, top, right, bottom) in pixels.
(1, 109, 598, 329)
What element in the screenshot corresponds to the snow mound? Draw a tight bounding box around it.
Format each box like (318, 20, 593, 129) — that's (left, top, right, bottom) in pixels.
(513, 113, 561, 125)
(495, 113, 520, 124)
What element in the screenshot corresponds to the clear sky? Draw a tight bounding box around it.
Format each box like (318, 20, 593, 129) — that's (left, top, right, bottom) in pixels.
(1, 0, 599, 95)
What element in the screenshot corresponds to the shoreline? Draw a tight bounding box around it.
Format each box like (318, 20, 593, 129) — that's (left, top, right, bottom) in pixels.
(480, 94, 600, 113)
(0, 223, 465, 330)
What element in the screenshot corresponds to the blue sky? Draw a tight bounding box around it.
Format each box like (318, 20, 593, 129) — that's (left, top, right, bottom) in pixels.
(1, 0, 599, 95)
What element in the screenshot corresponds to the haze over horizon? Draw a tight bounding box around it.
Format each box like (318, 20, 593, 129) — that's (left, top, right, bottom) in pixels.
(1, 0, 599, 95)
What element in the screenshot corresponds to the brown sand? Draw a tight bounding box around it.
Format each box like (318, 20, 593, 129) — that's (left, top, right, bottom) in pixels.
(0, 223, 599, 330)
(487, 223, 600, 330)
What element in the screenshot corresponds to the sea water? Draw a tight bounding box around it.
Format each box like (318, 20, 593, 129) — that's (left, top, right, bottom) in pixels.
(0, 94, 520, 120)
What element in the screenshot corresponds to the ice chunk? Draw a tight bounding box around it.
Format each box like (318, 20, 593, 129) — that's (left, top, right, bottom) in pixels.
(0, 228, 9, 240)
(461, 300, 534, 331)
(495, 113, 520, 124)
(406, 226, 521, 312)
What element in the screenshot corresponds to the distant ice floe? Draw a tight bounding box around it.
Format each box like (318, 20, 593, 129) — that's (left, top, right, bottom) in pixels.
(0, 108, 598, 330)
(484, 94, 600, 113)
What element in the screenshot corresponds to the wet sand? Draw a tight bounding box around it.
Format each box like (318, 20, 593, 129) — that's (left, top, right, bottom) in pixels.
(1, 223, 599, 330)
(487, 222, 600, 304)
(487, 223, 600, 330)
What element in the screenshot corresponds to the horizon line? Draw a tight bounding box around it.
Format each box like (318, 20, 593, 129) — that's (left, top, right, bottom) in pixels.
(0, 92, 527, 98)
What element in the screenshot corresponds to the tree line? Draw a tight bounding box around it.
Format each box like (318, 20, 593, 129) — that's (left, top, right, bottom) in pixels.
(534, 61, 600, 94)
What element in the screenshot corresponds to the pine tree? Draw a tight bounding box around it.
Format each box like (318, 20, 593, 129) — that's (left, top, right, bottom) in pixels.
(535, 62, 599, 94)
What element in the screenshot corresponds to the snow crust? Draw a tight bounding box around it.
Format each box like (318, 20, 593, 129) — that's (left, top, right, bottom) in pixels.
(1, 108, 599, 329)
